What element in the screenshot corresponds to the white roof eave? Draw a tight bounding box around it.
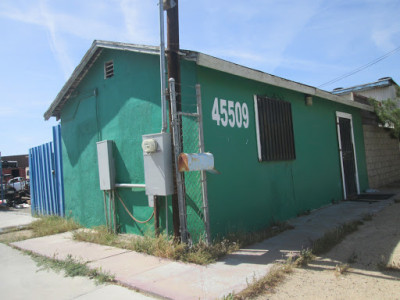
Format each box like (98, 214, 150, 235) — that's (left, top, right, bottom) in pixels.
(196, 53, 374, 112)
(44, 41, 373, 120)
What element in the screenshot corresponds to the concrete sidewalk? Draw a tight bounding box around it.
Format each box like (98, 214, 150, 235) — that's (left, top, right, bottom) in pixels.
(0, 243, 153, 300)
(11, 197, 397, 300)
(0, 206, 36, 232)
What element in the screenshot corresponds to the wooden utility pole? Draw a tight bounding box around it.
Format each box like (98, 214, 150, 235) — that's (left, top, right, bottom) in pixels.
(166, 0, 183, 239)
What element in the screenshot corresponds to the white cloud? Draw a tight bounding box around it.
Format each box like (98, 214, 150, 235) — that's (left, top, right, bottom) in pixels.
(0, 0, 160, 78)
(117, 0, 158, 44)
(39, 0, 75, 79)
(372, 25, 400, 52)
(184, 1, 323, 73)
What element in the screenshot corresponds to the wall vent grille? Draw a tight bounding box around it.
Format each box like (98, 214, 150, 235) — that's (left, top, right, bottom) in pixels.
(104, 61, 114, 79)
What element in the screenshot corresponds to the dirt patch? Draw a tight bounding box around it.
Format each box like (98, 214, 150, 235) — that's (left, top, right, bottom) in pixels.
(266, 202, 400, 299)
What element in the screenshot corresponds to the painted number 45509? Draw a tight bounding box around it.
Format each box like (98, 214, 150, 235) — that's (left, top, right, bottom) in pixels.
(211, 98, 249, 128)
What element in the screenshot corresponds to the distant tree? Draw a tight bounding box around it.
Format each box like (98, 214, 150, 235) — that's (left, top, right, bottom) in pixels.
(369, 86, 400, 139)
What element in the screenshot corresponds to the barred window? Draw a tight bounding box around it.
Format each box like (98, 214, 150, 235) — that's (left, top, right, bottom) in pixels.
(254, 95, 296, 161)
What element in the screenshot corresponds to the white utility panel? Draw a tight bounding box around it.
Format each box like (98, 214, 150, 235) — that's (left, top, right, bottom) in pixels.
(96, 140, 115, 190)
(142, 133, 173, 198)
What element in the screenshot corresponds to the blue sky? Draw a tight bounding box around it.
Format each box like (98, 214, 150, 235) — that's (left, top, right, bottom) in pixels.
(0, 0, 399, 156)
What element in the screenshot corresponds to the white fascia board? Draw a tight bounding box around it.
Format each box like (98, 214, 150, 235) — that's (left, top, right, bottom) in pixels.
(94, 40, 160, 55)
(196, 53, 374, 112)
(44, 43, 101, 120)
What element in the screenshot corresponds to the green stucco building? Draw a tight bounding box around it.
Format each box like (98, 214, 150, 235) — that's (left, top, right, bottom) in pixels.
(44, 40, 373, 240)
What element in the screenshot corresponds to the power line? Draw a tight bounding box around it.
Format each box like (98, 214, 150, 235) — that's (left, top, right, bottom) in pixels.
(318, 45, 400, 89)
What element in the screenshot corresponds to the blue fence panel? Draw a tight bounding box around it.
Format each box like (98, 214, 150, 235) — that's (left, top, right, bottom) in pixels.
(29, 125, 64, 216)
(53, 125, 65, 216)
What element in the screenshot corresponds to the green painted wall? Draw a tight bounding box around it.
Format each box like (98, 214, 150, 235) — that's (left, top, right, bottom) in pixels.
(197, 67, 369, 237)
(61, 49, 198, 235)
(60, 48, 368, 238)
(62, 50, 163, 234)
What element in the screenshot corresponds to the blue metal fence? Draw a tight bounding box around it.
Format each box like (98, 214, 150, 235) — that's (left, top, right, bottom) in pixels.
(29, 125, 64, 216)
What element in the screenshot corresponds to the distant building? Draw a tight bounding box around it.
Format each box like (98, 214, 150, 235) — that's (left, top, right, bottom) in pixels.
(332, 77, 399, 102)
(332, 78, 400, 189)
(1, 154, 29, 179)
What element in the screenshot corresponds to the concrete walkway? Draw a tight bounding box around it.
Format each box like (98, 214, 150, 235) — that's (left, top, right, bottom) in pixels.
(0, 206, 36, 232)
(0, 243, 153, 300)
(11, 197, 397, 300)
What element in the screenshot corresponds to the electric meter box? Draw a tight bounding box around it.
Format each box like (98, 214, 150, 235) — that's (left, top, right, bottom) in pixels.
(142, 133, 173, 196)
(96, 140, 115, 190)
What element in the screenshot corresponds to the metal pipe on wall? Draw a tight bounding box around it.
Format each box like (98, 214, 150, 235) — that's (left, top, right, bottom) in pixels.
(112, 190, 117, 233)
(159, 0, 167, 133)
(114, 183, 145, 189)
(165, 196, 168, 234)
(196, 84, 211, 245)
(103, 191, 109, 230)
(169, 78, 188, 243)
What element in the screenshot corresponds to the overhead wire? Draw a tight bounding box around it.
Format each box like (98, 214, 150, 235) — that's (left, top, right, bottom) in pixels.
(318, 45, 400, 89)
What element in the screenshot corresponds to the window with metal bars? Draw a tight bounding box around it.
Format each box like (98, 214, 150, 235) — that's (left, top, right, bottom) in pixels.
(104, 60, 114, 79)
(255, 95, 296, 161)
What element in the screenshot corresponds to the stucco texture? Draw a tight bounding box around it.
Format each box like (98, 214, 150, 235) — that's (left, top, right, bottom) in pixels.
(59, 49, 369, 238)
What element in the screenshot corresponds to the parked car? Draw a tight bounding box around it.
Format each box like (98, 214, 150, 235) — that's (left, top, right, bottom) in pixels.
(7, 177, 26, 192)
(1, 177, 24, 207)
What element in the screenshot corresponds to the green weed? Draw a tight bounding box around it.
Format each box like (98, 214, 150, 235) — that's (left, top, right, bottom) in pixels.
(312, 220, 362, 255)
(335, 263, 350, 276)
(73, 222, 294, 265)
(235, 263, 293, 299)
(31, 253, 114, 284)
(292, 249, 315, 267)
(28, 215, 81, 237)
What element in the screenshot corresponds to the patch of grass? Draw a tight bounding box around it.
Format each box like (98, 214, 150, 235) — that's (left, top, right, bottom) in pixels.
(74, 229, 237, 265)
(226, 248, 313, 299)
(74, 222, 294, 265)
(28, 215, 81, 237)
(227, 217, 369, 299)
(73, 226, 119, 246)
(312, 220, 362, 255)
(292, 249, 315, 267)
(0, 215, 80, 244)
(335, 263, 350, 276)
(30, 253, 115, 284)
(235, 263, 293, 299)
(0, 229, 33, 244)
(222, 293, 236, 300)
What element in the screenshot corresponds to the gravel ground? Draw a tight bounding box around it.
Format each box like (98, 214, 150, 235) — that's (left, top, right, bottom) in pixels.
(265, 201, 400, 300)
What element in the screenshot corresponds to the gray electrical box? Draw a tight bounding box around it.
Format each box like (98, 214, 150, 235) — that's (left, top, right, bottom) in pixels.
(96, 140, 115, 190)
(142, 133, 173, 199)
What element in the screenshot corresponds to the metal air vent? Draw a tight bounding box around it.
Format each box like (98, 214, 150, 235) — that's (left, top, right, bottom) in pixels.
(104, 60, 114, 79)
